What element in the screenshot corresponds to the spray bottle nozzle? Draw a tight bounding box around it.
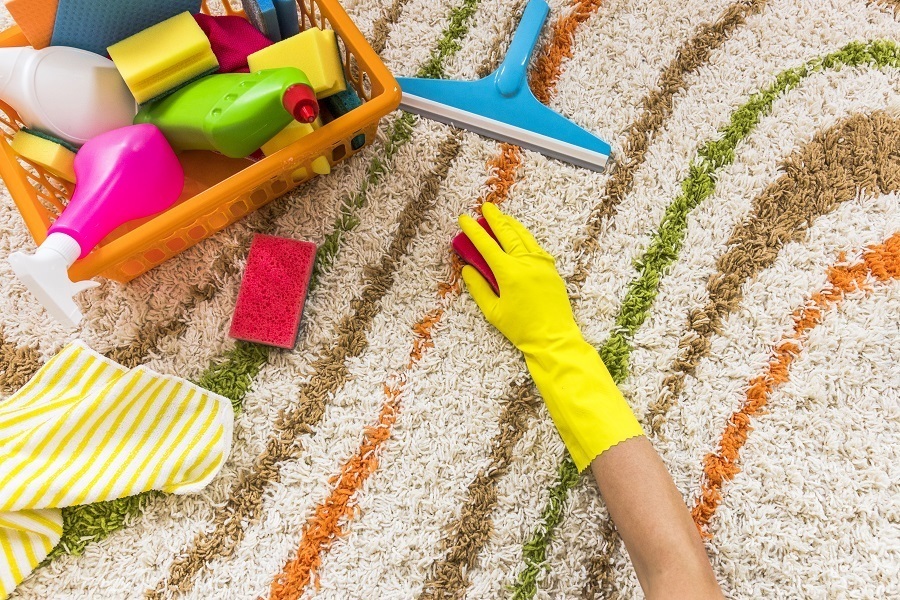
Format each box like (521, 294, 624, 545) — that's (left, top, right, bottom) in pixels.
(282, 84, 319, 123)
(8, 233, 99, 328)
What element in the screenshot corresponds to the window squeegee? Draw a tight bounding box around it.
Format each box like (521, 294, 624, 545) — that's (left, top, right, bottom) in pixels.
(396, 0, 611, 171)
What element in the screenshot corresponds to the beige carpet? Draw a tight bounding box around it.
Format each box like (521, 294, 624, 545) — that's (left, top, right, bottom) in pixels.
(1, 0, 899, 598)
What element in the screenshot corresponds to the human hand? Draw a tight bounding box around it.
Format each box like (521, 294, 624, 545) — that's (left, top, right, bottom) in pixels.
(458, 203, 643, 471)
(458, 203, 583, 360)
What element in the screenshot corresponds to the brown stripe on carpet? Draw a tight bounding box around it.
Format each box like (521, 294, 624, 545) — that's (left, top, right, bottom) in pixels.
(584, 111, 900, 598)
(476, 0, 531, 80)
(105, 253, 239, 368)
(580, 518, 621, 600)
(413, 2, 772, 595)
(147, 132, 465, 599)
(571, 0, 769, 265)
(371, 0, 413, 54)
(417, 384, 539, 599)
(0, 332, 42, 392)
(105, 313, 187, 370)
(411, 1, 605, 596)
(480, 5, 525, 80)
(104, 197, 296, 369)
(643, 110, 900, 437)
(262, 145, 522, 599)
(869, 0, 900, 17)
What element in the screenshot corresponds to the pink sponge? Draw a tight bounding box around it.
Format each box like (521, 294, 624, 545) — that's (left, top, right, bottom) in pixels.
(230, 234, 317, 349)
(452, 217, 500, 295)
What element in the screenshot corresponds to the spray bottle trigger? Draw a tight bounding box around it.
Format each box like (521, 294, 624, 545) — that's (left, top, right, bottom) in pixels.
(8, 248, 95, 328)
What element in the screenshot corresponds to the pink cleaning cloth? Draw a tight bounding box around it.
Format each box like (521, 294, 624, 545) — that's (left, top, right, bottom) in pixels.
(194, 13, 273, 73)
(452, 217, 501, 295)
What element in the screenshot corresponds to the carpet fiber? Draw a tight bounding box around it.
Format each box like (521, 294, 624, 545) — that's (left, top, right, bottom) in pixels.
(1, 0, 899, 598)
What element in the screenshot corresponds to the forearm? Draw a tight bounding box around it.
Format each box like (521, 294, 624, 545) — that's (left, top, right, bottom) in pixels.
(454, 205, 722, 598)
(590, 436, 723, 600)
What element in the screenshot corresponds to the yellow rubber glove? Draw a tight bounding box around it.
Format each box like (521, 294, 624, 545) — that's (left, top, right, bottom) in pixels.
(460, 203, 644, 471)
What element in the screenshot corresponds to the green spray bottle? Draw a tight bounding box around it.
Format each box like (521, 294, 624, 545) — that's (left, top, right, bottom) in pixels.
(134, 67, 319, 158)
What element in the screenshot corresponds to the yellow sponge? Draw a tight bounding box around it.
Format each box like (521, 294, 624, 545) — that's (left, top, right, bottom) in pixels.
(311, 155, 331, 175)
(262, 117, 332, 174)
(11, 130, 77, 182)
(248, 28, 346, 99)
(108, 12, 219, 104)
(261, 117, 322, 156)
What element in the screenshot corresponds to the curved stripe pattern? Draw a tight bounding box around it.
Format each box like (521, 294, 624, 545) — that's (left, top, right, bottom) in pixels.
(513, 39, 900, 599)
(693, 231, 900, 533)
(44, 0, 491, 569)
(267, 145, 522, 600)
(4, 3, 898, 598)
(645, 110, 900, 436)
(0, 335, 41, 394)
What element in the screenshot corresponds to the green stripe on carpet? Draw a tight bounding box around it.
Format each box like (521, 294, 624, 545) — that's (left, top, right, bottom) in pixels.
(508, 39, 900, 600)
(46, 0, 486, 564)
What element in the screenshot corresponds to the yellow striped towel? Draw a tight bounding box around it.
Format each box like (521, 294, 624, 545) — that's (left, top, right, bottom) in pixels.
(0, 341, 233, 598)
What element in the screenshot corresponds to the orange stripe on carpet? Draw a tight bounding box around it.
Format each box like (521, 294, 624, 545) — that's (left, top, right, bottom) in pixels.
(267, 145, 523, 600)
(530, 0, 604, 104)
(691, 232, 900, 536)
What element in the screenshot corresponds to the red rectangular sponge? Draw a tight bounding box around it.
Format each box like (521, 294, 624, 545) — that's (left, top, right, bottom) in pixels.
(229, 234, 317, 349)
(452, 217, 500, 295)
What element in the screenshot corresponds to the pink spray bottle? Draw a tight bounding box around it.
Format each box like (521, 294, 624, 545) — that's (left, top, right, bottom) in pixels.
(9, 124, 184, 327)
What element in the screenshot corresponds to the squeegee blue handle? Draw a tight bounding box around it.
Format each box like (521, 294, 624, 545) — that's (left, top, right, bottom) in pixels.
(495, 0, 550, 97)
(396, 0, 612, 171)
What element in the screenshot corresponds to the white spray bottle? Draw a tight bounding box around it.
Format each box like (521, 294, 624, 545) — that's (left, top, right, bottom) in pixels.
(0, 46, 137, 146)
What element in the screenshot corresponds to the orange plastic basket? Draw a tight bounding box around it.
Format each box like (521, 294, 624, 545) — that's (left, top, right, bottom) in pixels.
(0, 0, 400, 283)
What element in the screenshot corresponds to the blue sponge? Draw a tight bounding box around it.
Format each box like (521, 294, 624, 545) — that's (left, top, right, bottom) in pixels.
(274, 0, 300, 39)
(51, 0, 202, 55)
(241, 0, 281, 42)
(323, 88, 366, 149)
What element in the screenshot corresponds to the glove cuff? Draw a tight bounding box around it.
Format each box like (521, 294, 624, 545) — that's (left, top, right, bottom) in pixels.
(524, 339, 644, 472)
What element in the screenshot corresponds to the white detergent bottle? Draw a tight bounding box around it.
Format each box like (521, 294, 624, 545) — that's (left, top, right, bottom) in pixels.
(0, 46, 138, 146)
